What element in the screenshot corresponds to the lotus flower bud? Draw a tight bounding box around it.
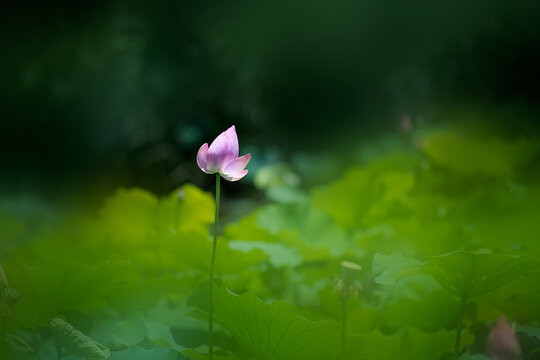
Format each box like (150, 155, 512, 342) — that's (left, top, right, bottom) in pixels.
(341, 261, 362, 285)
(487, 316, 521, 360)
(197, 125, 251, 181)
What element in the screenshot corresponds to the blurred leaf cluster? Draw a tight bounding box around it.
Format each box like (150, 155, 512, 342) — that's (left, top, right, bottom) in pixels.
(1, 127, 540, 359)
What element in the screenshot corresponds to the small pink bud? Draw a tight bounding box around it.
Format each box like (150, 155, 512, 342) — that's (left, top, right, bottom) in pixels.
(197, 125, 251, 182)
(487, 316, 521, 360)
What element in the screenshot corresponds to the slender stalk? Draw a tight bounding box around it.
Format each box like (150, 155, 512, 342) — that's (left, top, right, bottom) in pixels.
(1, 316, 6, 360)
(55, 335, 62, 360)
(341, 296, 347, 353)
(453, 296, 467, 360)
(209, 174, 221, 360)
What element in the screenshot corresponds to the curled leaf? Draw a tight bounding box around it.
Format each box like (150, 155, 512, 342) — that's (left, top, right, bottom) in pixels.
(51, 318, 111, 360)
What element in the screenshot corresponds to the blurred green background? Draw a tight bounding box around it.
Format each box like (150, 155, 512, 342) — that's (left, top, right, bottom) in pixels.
(2, 2, 540, 359)
(1, 0, 539, 205)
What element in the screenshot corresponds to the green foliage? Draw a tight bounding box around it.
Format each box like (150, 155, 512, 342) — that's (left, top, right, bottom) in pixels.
(422, 131, 539, 177)
(187, 280, 340, 360)
(51, 318, 110, 359)
(110, 311, 185, 351)
(311, 155, 417, 230)
(2, 129, 540, 359)
(372, 253, 421, 285)
(360, 327, 472, 360)
(405, 252, 538, 298)
(458, 354, 490, 360)
(111, 345, 178, 360)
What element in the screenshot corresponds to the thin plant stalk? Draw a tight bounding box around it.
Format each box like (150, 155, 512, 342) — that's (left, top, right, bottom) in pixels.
(453, 296, 467, 360)
(209, 173, 221, 360)
(341, 296, 347, 353)
(1, 317, 6, 360)
(55, 336, 62, 360)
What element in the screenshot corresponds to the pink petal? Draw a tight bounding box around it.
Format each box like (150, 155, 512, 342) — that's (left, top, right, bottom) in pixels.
(221, 153, 251, 176)
(196, 143, 212, 173)
(207, 126, 239, 172)
(488, 316, 521, 359)
(222, 169, 248, 182)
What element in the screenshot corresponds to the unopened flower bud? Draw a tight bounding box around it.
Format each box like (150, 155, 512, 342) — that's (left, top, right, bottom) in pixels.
(197, 125, 251, 182)
(341, 261, 362, 285)
(487, 316, 521, 360)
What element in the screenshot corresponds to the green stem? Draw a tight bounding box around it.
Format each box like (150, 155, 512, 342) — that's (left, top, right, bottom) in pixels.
(1, 316, 6, 360)
(55, 335, 62, 360)
(341, 296, 347, 353)
(453, 296, 467, 360)
(209, 174, 221, 360)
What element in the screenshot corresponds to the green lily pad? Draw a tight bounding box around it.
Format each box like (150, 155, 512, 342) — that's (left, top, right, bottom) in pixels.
(404, 251, 538, 298)
(372, 253, 421, 285)
(187, 280, 340, 360)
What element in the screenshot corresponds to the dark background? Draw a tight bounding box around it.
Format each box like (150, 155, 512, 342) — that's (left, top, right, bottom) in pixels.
(1, 0, 539, 204)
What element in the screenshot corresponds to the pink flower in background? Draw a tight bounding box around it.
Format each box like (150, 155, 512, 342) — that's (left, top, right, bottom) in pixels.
(487, 316, 521, 360)
(399, 114, 413, 133)
(197, 125, 251, 181)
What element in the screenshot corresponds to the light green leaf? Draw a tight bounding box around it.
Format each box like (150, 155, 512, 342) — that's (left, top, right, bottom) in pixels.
(372, 253, 421, 285)
(6, 259, 132, 329)
(187, 280, 340, 360)
(406, 251, 538, 298)
(421, 131, 538, 177)
(228, 241, 302, 268)
(182, 348, 241, 360)
(110, 345, 178, 360)
(255, 203, 352, 257)
(266, 186, 308, 204)
(112, 311, 186, 351)
(112, 312, 146, 347)
(311, 155, 417, 229)
(516, 324, 540, 340)
(458, 354, 490, 360)
(383, 290, 460, 332)
(360, 328, 471, 360)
